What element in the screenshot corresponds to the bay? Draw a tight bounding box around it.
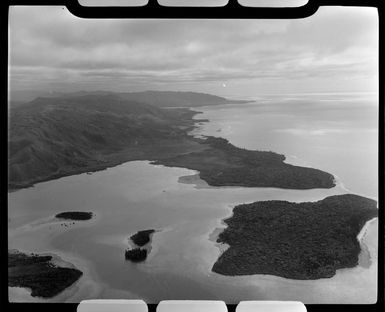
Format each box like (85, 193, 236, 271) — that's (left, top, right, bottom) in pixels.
(8, 92, 378, 304)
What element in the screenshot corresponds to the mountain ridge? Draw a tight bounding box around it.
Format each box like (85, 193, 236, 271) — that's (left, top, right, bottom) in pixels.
(10, 90, 248, 107)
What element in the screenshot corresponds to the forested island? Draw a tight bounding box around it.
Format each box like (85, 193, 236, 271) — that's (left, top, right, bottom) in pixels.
(8, 250, 82, 298)
(212, 194, 378, 279)
(130, 229, 155, 247)
(125, 248, 148, 262)
(55, 211, 93, 221)
(125, 229, 156, 262)
(8, 92, 335, 191)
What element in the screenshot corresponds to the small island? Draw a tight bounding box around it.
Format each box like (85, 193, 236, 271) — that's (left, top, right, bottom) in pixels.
(212, 194, 378, 280)
(125, 248, 148, 262)
(55, 211, 93, 221)
(125, 229, 156, 262)
(130, 229, 155, 247)
(8, 250, 82, 298)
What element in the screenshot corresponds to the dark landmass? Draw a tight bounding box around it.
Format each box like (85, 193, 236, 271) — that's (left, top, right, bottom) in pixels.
(10, 89, 249, 107)
(130, 229, 155, 247)
(117, 90, 249, 108)
(125, 248, 148, 262)
(8, 250, 82, 298)
(125, 229, 156, 261)
(212, 194, 378, 279)
(8, 92, 334, 191)
(55, 211, 93, 221)
(155, 136, 335, 189)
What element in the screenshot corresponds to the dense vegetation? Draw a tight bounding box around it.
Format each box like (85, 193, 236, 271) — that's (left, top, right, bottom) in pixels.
(212, 194, 378, 279)
(8, 251, 82, 298)
(125, 248, 148, 262)
(156, 137, 335, 189)
(9, 92, 334, 191)
(55, 211, 93, 221)
(130, 229, 155, 247)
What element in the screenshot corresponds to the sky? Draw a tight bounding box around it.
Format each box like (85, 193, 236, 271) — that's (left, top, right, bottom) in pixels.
(9, 5, 378, 98)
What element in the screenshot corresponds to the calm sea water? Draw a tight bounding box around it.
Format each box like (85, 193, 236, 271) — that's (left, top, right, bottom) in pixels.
(8, 92, 378, 303)
(192, 92, 378, 199)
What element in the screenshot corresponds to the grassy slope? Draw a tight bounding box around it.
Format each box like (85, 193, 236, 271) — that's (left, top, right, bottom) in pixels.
(212, 194, 378, 279)
(8, 94, 203, 189)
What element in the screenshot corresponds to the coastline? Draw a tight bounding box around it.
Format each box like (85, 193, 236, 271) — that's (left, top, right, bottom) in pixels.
(8, 97, 378, 303)
(208, 222, 230, 257)
(9, 104, 336, 193)
(357, 217, 378, 268)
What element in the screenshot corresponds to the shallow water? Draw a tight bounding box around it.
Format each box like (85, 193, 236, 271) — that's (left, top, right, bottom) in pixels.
(8, 93, 378, 303)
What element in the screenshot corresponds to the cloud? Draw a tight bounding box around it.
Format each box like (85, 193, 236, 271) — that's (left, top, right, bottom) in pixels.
(9, 6, 378, 96)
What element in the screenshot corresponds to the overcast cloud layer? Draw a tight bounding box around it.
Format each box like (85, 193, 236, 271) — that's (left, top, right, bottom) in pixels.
(9, 6, 378, 97)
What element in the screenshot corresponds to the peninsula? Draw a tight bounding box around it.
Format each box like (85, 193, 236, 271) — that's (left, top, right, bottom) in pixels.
(155, 136, 335, 189)
(212, 194, 378, 279)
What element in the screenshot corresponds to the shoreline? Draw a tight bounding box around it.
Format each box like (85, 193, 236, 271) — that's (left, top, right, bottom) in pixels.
(178, 172, 341, 192)
(8, 107, 204, 192)
(357, 217, 378, 268)
(207, 203, 235, 262)
(208, 224, 230, 258)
